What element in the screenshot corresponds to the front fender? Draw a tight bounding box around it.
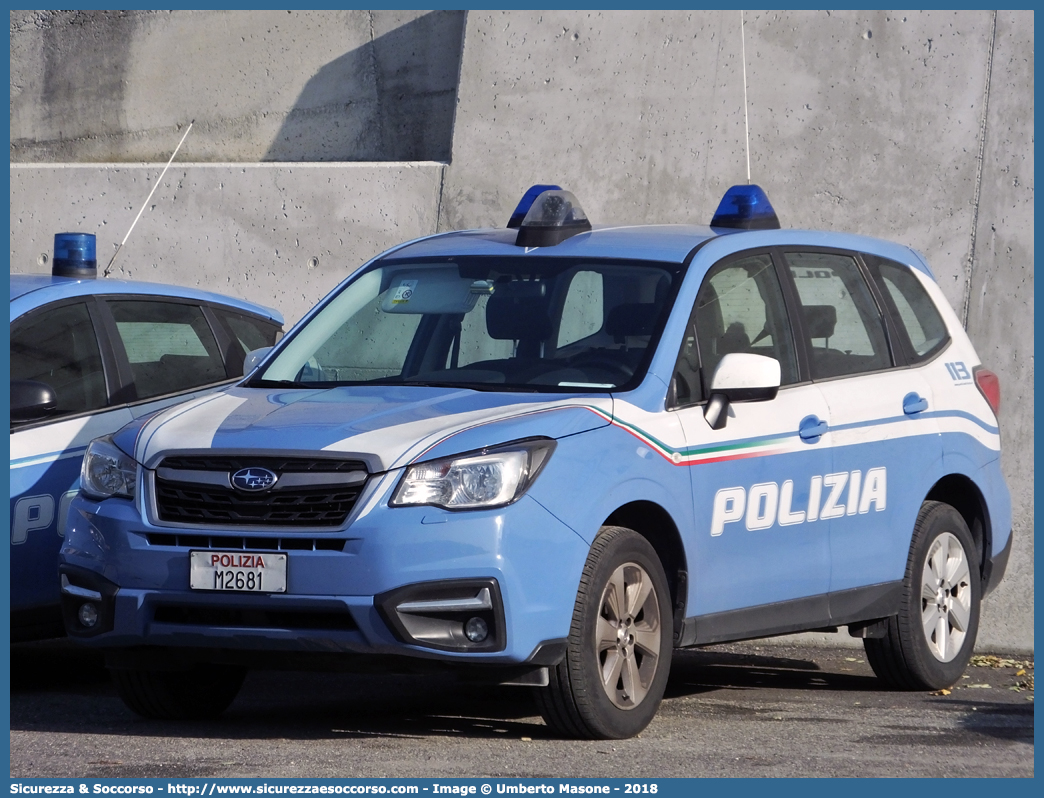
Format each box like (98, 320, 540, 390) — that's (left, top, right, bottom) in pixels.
(526, 422, 694, 545)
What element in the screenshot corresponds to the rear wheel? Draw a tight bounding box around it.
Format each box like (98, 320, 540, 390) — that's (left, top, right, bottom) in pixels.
(536, 526, 672, 739)
(864, 501, 980, 690)
(110, 664, 246, 720)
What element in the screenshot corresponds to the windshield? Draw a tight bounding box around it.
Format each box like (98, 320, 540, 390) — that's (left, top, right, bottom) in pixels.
(253, 256, 682, 393)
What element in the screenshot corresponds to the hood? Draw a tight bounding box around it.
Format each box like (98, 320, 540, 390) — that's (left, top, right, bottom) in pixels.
(125, 385, 613, 472)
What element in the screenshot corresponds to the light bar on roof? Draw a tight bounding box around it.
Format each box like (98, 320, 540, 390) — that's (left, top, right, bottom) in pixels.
(711, 184, 781, 230)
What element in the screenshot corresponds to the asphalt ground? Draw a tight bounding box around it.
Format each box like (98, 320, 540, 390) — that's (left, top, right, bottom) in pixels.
(9, 639, 1033, 779)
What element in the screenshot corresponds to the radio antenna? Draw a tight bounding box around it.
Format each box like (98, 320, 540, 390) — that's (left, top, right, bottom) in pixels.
(740, 10, 751, 185)
(103, 120, 194, 277)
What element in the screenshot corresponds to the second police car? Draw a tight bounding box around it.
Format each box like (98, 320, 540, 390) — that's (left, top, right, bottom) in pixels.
(58, 186, 1011, 739)
(11, 233, 283, 641)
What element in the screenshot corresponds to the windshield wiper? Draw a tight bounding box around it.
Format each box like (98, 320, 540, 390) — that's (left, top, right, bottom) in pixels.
(245, 378, 320, 389)
(396, 380, 509, 392)
(247, 377, 538, 393)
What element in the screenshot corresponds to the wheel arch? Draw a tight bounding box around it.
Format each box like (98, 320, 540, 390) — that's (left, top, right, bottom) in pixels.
(603, 500, 688, 644)
(925, 473, 991, 579)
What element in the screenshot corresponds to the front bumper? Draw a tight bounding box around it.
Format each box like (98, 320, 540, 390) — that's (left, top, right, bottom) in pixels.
(58, 489, 589, 665)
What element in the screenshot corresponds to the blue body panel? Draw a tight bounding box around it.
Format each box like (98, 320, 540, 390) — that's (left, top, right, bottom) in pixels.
(525, 421, 696, 547)
(689, 436, 835, 615)
(11, 451, 82, 613)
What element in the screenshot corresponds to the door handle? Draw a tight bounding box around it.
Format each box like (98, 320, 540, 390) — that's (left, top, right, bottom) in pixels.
(799, 415, 828, 441)
(903, 392, 929, 415)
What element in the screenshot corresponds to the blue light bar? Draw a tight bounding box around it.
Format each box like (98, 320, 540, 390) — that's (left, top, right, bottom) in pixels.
(710, 185, 781, 230)
(507, 184, 563, 228)
(52, 232, 98, 278)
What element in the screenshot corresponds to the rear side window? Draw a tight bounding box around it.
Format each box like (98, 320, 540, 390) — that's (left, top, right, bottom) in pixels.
(785, 251, 893, 380)
(212, 309, 282, 376)
(109, 300, 228, 401)
(10, 301, 108, 418)
(864, 255, 949, 362)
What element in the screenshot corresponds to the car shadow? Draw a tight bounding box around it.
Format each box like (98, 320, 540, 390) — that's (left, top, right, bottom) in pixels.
(11, 637, 110, 690)
(664, 646, 879, 698)
(947, 698, 1035, 743)
(12, 640, 887, 741)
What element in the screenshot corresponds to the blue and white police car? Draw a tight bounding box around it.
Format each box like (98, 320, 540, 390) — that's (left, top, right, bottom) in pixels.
(11, 233, 283, 641)
(58, 187, 1011, 739)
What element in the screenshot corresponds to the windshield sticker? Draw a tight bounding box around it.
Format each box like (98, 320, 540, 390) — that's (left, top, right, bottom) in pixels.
(391, 280, 418, 305)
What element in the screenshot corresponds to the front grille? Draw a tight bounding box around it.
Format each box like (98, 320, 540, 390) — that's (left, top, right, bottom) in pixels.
(154, 456, 367, 528)
(154, 605, 358, 631)
(161, 456, 367, 473)
(155, 482, 361, 527)
(146, 534, 347, 551)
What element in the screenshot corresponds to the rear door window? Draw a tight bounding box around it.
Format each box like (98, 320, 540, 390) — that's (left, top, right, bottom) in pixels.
(108, 300, 228, 401)
(784, 251, 893, 380)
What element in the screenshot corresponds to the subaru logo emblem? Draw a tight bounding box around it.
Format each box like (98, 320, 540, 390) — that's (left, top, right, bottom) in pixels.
(230, 467, 278, 492)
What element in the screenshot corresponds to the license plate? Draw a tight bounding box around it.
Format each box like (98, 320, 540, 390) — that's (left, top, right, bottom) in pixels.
(189, 551, 287, 593)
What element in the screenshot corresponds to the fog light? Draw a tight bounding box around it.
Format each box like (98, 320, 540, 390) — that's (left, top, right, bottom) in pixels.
(78, 602, 99, 628)
(464, 616, 489, 643)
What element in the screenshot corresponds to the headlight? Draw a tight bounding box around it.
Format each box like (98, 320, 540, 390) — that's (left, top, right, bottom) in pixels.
(390, 439, 556, 510)
(80, 436, 138, 500)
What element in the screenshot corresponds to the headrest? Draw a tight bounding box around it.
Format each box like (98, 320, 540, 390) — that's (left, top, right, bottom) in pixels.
(605, 303, 659, 341)
(486, 294, 552, 340)
(805, 305, 837, 339)
(718, 322, 750, 353)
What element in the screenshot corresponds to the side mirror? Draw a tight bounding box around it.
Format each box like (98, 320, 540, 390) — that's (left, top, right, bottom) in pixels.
(243, 347, 273, 375)
(704, 353, 781, 430)
(11, 380, 58, 424)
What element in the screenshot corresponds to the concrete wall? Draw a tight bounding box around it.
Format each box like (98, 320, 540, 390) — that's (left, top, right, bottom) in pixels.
(10, 10, 465, 162)
(9, 10, 1033, 650)
(10, 163, 445, 324)
(961, 13, 1034, 652)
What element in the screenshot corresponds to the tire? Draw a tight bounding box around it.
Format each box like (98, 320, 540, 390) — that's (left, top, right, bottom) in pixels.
(535, 526, 673, 739)
(864, 501, 981, 690)
(110, 664, 246, 720)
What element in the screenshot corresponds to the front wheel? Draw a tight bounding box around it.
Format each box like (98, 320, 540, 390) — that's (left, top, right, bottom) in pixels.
(536, 526, 673, 739)
(865, 501, 981, 690)
(111, 664, 246, 720)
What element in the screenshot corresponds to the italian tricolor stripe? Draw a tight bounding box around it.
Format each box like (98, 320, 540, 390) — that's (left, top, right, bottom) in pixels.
(594, 408, 791, 466)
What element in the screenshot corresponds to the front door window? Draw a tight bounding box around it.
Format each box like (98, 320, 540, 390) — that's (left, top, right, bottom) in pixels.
(11, 301, 107, 419)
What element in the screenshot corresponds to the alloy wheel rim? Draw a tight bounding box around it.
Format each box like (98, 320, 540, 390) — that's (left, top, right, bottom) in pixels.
(920, 532, 972, 662)
(595, 562, 661, 709)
